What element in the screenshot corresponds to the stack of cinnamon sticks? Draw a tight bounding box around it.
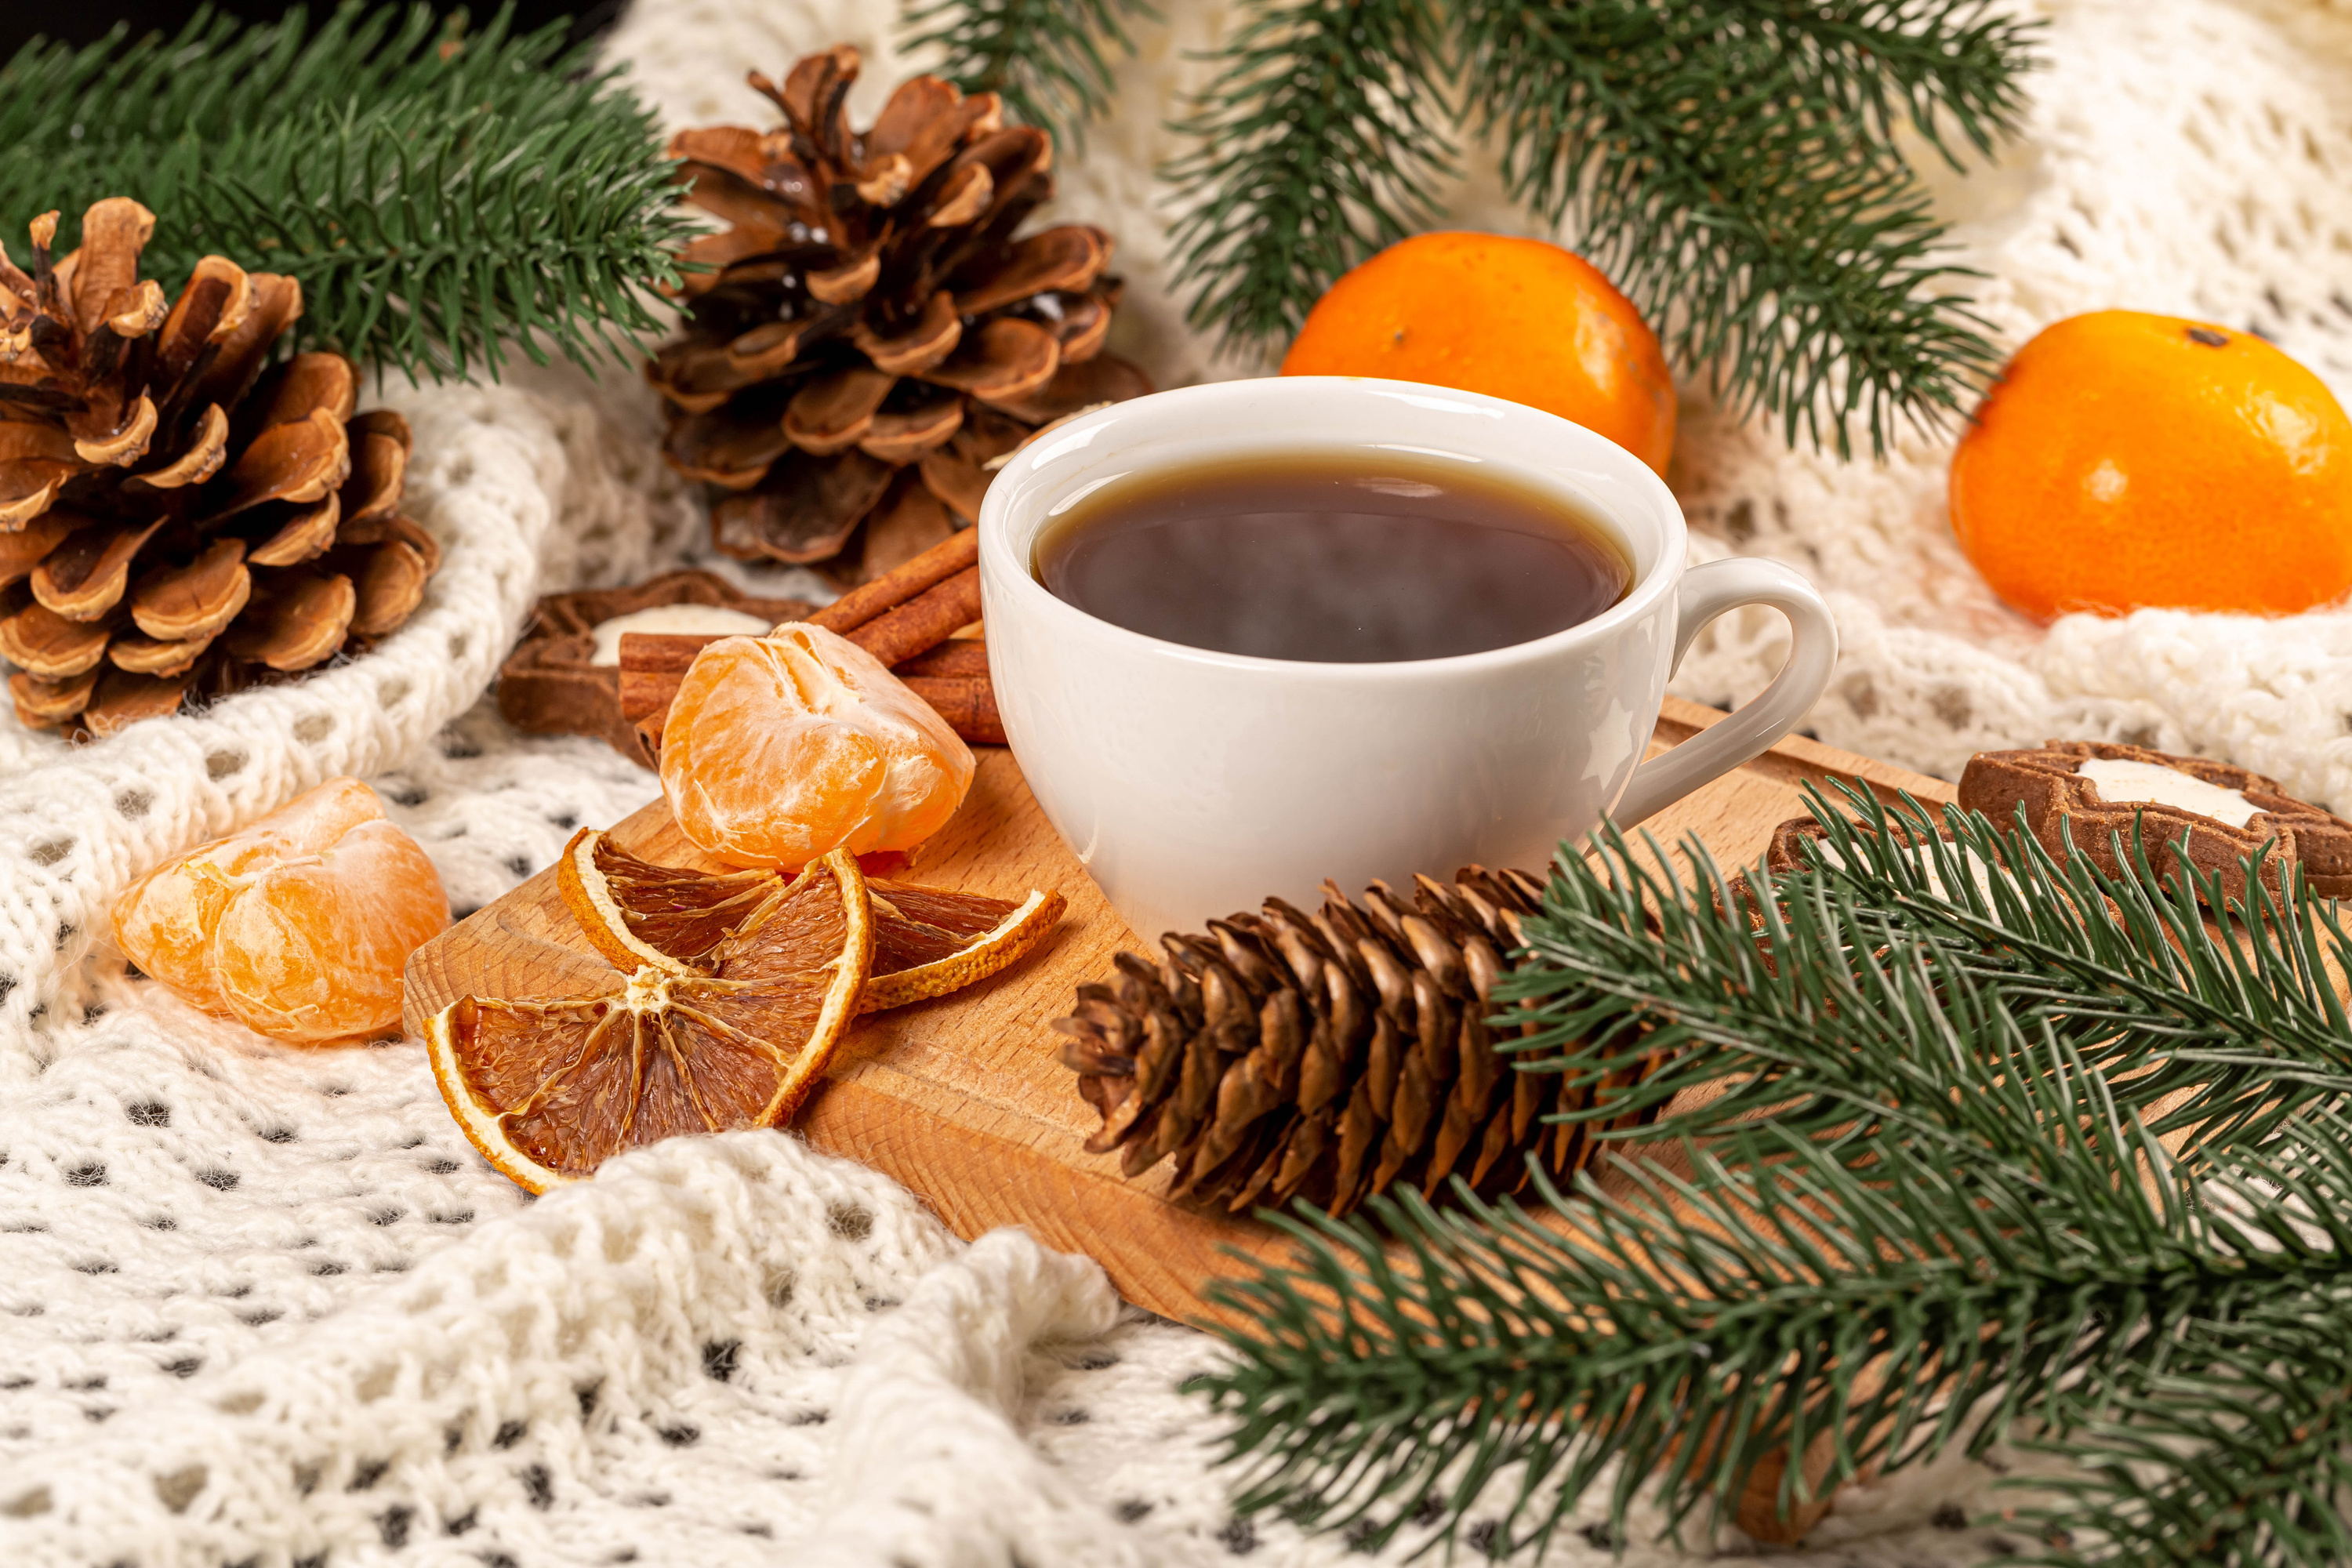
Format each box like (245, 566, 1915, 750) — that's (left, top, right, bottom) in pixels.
(618, 529, 1000, 759)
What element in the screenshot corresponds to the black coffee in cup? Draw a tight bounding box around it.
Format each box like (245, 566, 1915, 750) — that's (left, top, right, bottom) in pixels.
(1029, 451, 1629, 662)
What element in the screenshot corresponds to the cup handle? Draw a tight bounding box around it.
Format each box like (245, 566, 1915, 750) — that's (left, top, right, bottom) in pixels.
(1610, 557, 1840, 829)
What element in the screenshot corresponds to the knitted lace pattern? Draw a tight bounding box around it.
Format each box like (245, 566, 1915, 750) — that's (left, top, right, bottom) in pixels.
(2, 0, 2345, 1563)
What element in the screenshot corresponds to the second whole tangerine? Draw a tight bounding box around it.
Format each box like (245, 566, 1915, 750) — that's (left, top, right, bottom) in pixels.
(1950, 310, 2352, 621)
(1282, 231, 1675, 475)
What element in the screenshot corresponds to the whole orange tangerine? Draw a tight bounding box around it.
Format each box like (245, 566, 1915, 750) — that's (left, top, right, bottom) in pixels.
(1282, 232, 1675, 474)
(1950, 311, 2352, 621)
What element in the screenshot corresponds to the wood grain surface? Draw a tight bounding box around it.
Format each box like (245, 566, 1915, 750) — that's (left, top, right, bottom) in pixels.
(403, 695, 1955, 1329)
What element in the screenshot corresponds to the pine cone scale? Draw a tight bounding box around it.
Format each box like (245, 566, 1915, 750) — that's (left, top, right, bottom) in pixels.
(808, 252, 881, 305)
(132, 539, 249, 641)
(249, 497, 339, 568)
(0, 430, 75, 522)
(110, 632, 205, 676)
(0, 511, 74, 578)
(31, 517, 162, 618)
(350, 542, 428, 635)
(230, 572, 353, 670)
(67, 200, 154, 328)
(9, 667, 93, 724)
(151, 257, 248, 388)
(138, 404, 229, 489)
(343, 434, 405, 524)
(0, 602, 110, 676)
(212, 409, 351, 517)
(951, 227, 1109, 316)
(858, 398, 964, 464)
(784, 368, 897, 454)
(255, 353, 358, 430)
(853, 293, 961, 374)
(74, 394, 157, 464)
(191, 274, 303, 420)
(710, 448, 896, 564)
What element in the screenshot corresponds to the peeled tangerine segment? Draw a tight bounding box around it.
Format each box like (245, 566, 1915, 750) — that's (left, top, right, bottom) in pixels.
(426, 848, 873, 1192)
(110, 777, 449, 1044)
(558, 826, 1065, 1013)
(661, 622, 974, 867)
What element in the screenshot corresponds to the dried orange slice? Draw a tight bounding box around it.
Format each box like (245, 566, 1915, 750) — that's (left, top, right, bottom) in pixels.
(738, 877, 1063, 1012)
(557, 827, 1063, 1012)
(425, 848, 871, 1192)
(556, 826, 777, 973)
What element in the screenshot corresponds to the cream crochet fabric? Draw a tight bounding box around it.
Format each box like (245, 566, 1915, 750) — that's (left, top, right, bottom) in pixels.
(2, 0, 2347, 1562)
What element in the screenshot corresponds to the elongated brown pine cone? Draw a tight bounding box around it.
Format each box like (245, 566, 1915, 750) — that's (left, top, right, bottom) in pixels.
(1055, 869, 1664, 1220)
(651, 45, 1152, 579)
(0, 198, 432, 737)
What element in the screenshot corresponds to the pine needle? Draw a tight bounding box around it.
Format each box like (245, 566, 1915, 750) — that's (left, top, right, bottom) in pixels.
(0, 2, 691, 380)
(1161, 0, 1458, 354)
(903, 0, 1159, 147)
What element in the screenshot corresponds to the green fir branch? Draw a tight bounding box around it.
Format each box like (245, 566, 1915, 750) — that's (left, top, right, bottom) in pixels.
(1194, 790, 2352, 1561)
(1162, 0, 1458, 353)
(2026, 1254, 2352, 1565)
(0, 3, 691, 380)
(1453, 0, 2035, 456)
(902, 0, 1157, 145)
(1513, 786, 2352, 1153)
(910, 0, 2038, 451)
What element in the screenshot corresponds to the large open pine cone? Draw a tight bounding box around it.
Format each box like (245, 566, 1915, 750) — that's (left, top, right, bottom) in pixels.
(1055, 870, 1664, 1220)
(652, 45, 1152, 576)
(0, 199, 432, 736)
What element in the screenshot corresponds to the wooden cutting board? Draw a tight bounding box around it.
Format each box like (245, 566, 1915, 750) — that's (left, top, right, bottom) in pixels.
(402, 695, 1952, 1327)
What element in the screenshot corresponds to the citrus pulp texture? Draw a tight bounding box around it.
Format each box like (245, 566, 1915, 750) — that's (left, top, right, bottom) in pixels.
(1950, 311, 2352, 621)
(660, 623, 975, 869)
(430, 850, 872, 1192)
(1281, 231, 1677, 476)
(109, 776, 450, 1044)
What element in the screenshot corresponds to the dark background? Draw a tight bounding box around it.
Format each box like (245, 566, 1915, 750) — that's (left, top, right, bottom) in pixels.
(0, 1, 620, 64)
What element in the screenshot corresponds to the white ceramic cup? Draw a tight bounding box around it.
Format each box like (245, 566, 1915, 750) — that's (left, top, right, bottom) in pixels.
(978, 376, 1838, 939)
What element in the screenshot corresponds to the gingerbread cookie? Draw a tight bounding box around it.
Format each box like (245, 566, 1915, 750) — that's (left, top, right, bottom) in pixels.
(1758, 814, 2008, 907)
(496, 571, 813, 764)
(1957, 741, 2351, 903)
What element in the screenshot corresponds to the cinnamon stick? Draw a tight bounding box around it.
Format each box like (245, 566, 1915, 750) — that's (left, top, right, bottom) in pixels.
(844, 567, 981, 669)
(615, 631, 728, 723)
(808, 526, 978, 636)
(893, 639, 989, 679)
(622, 627, 1007, 753)
(901, 675, 1005, 745)
(636, 673, 1005, 755)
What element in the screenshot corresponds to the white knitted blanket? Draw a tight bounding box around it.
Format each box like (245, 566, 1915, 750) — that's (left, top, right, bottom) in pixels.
(2, 0, 2346, 1562)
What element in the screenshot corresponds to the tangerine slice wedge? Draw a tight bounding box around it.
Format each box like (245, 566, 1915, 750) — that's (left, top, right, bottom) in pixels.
(426, 848, 872, 1192)
(556, 826, 1064, 1012)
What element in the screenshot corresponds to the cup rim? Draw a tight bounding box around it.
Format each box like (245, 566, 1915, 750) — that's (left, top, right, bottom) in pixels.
(978, 376, 1687, 679)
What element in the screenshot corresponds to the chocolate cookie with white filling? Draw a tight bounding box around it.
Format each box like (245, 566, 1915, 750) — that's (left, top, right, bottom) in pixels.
(1958, 741, 2351, 903)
